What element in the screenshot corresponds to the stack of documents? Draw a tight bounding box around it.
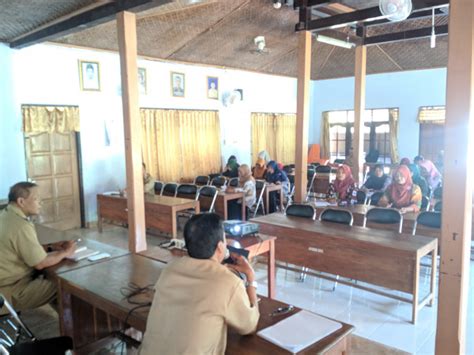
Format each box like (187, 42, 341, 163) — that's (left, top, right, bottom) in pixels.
(257, 310, 342, 353)
(66, 246, 99, 261)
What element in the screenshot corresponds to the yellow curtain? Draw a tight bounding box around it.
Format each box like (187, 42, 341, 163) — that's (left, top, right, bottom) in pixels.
(22, 105, 80, 133)
(320, 112, 330, 159)
(417, 106, 445, 125)
(141, 109, 221, 182)
(251, 112, 296, 164)
(388, 109, 400, 163)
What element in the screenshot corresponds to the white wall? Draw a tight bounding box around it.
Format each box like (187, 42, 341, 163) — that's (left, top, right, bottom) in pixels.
(1, 43, 297, 221)
(309, 68, 447, 160)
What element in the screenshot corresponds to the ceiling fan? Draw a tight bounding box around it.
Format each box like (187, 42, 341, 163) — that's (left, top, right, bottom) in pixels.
(379, 0, 412, 22)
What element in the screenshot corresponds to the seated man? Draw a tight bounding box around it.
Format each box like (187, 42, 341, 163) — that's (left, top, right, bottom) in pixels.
(0, 182, 76, 314)
(140, 213, 259, 355)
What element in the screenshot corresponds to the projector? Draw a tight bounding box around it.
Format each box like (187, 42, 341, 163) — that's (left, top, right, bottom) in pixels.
(223, 220, 259, 238)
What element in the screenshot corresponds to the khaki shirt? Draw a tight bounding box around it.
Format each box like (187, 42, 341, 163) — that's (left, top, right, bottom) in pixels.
(140, 256, 259, 355)
(0, 205, 47, 288)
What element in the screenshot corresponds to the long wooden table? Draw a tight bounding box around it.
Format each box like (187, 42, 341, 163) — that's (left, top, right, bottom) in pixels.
(56, 254, 354, 354)
(200, 190, 245, 220)
(251, 213, 438, 324)
(139, 234, 276, 299)
(97, 193, 199, 238)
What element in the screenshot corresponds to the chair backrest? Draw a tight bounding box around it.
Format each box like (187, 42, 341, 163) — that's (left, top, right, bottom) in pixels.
(194, 175, 209, 186)
(369, 191, 384, 206)
(412, 211, 442, 240)
(334, 159, 345, 164)
(356, 190, 367, 205)
(421, 195, 430, 211)
(283, 165, 292, 174)
(433, 186, 442, 200)
(176, 184, 198, 200)
(311, 163, 321, 169)
(285, 204, 316, 220)
(154, 181, 163, 195)
(434, 201, 442, 212)
(316, 165, 331, 174)
(161, 183, 178, 197)
(198, 186, 218, 212)
(320, 208, 353, 226)
(211, 176, 227, 188)
(364, 207, 403, 233)
(228, 178, 239, 187)
(208, 173, 221, 180)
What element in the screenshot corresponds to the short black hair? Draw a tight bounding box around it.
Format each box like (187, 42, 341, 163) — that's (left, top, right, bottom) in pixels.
(8, 182, 38, 203)
(184, 213, 224, 259)
(414, 155, 424, 163)
(374, 164, 384, 171)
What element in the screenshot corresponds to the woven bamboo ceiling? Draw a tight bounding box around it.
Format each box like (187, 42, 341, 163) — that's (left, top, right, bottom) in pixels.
(0, 0, 449, 79)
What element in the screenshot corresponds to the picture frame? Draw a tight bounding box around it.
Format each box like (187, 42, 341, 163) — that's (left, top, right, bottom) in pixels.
(138, 67, 147, 95)
(79, 60, 100, 91)
(171, 72, 185, 98)
(207, 76, 219, 100)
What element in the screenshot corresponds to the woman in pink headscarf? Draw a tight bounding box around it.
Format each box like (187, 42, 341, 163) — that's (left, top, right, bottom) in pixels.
(379, 165, 422, 213)
(418, 159, 442, 190)
(327, 164, 358, 205)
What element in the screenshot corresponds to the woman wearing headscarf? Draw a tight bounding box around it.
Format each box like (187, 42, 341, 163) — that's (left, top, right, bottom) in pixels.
(408, 163, 429, 197)
(418, 159, 442, 190)
(378, 165, 422, 213)
(252, 158, 267, 179)
(142, 162, 155, 195)
(327, 164, 358, 205)
(362, 164, 391, 192)
(265, 161, 290, 213)
(227, 165, 257, 220)
(400, 157, 411, 166)
(222, 155, 240, 178)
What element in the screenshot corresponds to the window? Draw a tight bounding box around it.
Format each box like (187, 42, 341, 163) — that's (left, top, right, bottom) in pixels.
(327, 108, 397, 164)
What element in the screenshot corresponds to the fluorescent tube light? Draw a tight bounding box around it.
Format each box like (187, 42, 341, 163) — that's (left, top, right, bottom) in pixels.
(316, 34, 355, 49)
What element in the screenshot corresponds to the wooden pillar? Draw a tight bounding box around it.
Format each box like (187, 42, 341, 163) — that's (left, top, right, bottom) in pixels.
(294, 30, 311, 203)
(117, 11, 147, 253)
(352, 45, 366, 184)
(435, 0, 473, 353)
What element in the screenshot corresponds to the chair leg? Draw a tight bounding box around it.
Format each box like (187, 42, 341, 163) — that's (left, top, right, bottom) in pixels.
(297, 267, 308, 282)
(332, 275, 339, 291)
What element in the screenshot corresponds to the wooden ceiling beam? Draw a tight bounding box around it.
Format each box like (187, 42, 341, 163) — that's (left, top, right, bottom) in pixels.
(363, 24, 448, 45)
(10, 0, 172, 49)
(302, 0, 449, 32)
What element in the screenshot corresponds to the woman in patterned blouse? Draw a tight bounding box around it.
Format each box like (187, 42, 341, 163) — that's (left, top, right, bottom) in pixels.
(327, 164, 358, 206)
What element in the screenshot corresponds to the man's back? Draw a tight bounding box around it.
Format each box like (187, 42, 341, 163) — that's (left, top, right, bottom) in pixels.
(140, 256, 259, 355)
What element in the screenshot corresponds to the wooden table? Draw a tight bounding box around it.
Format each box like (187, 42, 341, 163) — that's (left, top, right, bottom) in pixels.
(139, 234, 277, 299)
(258, 183, 283, 214)
(56, 254, 353, 354)
(251, 213, 438, 324)
(97, 193, 200, 238)
(200, 190, 245, 220)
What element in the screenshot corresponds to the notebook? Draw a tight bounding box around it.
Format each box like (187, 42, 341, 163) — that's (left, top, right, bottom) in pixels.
(257, 310, 342, 354)
(66, 246, 99, 262)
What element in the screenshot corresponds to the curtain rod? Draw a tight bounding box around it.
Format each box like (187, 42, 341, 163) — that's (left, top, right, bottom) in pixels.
(21, 104, 79, 108)
(140, 107, 219, 112)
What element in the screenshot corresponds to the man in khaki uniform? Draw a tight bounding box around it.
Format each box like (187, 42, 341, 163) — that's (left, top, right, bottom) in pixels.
(0, 182, 75, 313)
(139, 213, 259, 355)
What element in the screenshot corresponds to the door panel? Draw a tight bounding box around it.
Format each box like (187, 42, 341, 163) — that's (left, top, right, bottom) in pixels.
(25, 132, 81, 230)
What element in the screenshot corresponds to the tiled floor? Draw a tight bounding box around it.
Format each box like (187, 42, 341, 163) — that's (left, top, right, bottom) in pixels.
(75, 225, 474, 355)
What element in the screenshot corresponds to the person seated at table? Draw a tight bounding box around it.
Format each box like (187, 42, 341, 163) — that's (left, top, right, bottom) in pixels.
(142, 162, 155, 195)
(139, 213, 259, 355)
(0, 182, 76, 315)
(378, 165, 422, 214)
(327, 164, 358, 206)
(408, 163, 429, 197)
(227, 165, 257, 220)
(361, 164, 391, 193)
(415, 156, 442, 190)
(265, 161, 290, 213)
(223, 155, 240, 178)
(400, 157, 411, 166)
(252, 157, 267, 179)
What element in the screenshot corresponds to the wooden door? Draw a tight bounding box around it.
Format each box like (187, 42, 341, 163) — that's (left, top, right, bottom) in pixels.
(25, 132, 81, 230)
(419, 123, 445, 162)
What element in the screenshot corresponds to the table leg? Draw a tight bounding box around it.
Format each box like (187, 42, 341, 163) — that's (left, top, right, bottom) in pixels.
(411, 255, 420, 324)
(265, 190, 270, 215)
(97, 199, 103, 233)
(279, 188, 283, 211)
(429, 246, 438, 306)
(58, 280, 74, 338)
(267, 239, 276, 299)
(241, 198, 246, 221)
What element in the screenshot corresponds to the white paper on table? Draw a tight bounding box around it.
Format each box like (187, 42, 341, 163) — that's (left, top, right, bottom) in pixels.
(257, 310, 342, 354)
(314, 201, 337, 208)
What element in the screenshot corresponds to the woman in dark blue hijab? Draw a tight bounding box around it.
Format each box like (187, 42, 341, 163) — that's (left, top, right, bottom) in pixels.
(265, 161, 289, 213)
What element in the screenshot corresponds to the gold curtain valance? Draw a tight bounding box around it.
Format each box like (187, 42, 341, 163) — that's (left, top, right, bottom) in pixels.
(418, 106, 445, 125)
(251, 112, 296, 165)
(22, 105, 80, 133)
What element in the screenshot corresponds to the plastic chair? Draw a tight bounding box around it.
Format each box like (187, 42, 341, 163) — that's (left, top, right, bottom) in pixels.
(194, 175, 209, 186)
(320, 208, 353, 226)
(211, 176, 227, 188)
(412, 211, 441, 235)
(305, 170, 317, 202)
(208, 173, 221, 180)
(334, 159, 345, 164)
(228, 178, 239, 187)
(154, 181, 163, 195)
(251, 181, 266, 218)
(198, 186, 219, 212)
(176, 184, 198, 200)
(285, 203, 316, 220)
(316, 165, 331, 174)
(161, 183, 178, 197)
(363, 207, 403, 234)
(356, 190, 367, 205)
(434, 201, 442, 212)
(421, 195, 430, 211)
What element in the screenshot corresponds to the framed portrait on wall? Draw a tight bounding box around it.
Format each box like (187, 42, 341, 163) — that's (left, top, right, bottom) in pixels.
(79, 60, 100, 91)
(207, 76, 218, 100)
(138, 67, 147, 95)
(171, 72, 185, 97)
